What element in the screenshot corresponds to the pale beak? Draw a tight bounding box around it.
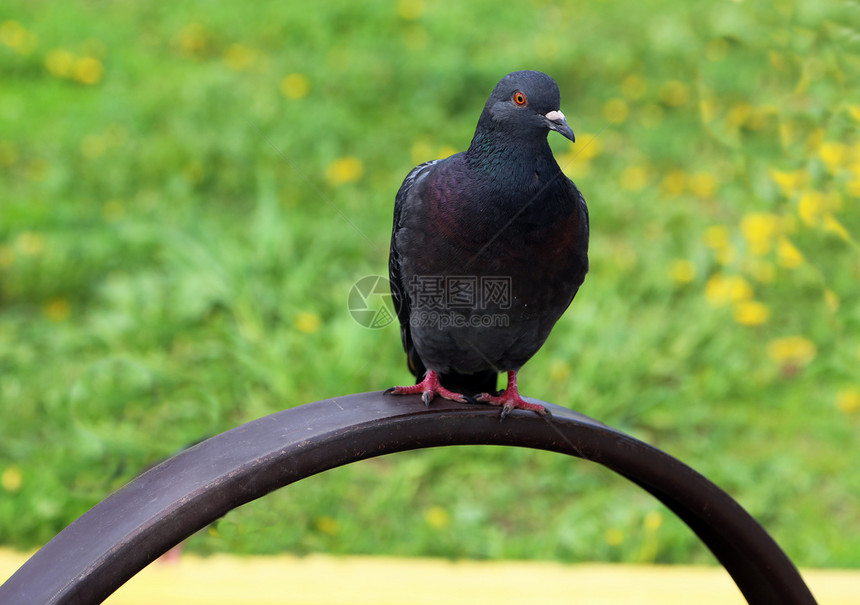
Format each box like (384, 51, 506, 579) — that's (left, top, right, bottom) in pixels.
(545, 110, 575, 142)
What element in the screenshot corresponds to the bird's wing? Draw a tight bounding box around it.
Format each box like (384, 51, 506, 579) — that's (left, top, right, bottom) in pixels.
(389, 160, 440, 379)
(560, 178, 590, 311)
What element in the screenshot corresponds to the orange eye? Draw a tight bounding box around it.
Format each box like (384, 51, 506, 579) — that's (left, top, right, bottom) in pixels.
(512, 91, 527, 106)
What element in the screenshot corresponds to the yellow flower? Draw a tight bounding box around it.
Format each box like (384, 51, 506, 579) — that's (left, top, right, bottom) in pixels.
(727, 102, 752, 127)
(836, 388, 860, 414)
(561, 156, 590, 179)
(424, 505, 449, 529)
(294, 311, 321, 334)
(0, 20, 36, 54)
(314, 515, 340, 535)
(397, 0, 424, 20)
(805, 128, 824, 153)
(15, 231, 45, 256)
(281, 73, 310, 100)
(703, 225, 731, 250)
(325, 156, 363, 185)
(602, 98, 629, 124)
(573, 135, 602, 161)
(604, 528, 624, 546)
(620, 74, 647, 100)
(45, 48, 75, 77)
(177, 22, 207, 55)
(824, 289, 840, 312)
(849, 106, 860, 122)
(549, 359, 570, 382)
(822, 213, 852, 243)
(699, 97, 716, 123)
(73, 57, 104, 85)
(44, 298, 71, 322)
(733, 300, 770, 326)
(769, 169, 808, 197)
(659, 169, 686, 196)
(705, 274, 752, 307)
(1, 467, 22, 492)
(620, 165, 648, 191)
(797, 190, 826, 227)
(767, 336, 816, 367)
(0, 20, 30, 51)
(670, 259, 695, 284)
(740, 212, 779, 255)
(777, 237, 804, 268)
(818, 141, 848, 171)
(687, 172, 717, 198)
(410, 138, 434, 165)
(744, 106, 771, 131)
(703, 225, 738, 266)
(659, 80, 689, 107)
(437, 145, 458, 159)
(643, 511, 663, 532)
(0, 244, 14, 268)
(223, 44, 256, 71)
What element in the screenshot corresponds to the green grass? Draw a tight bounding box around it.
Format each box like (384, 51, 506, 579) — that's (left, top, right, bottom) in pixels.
(1, 0, 859, 568)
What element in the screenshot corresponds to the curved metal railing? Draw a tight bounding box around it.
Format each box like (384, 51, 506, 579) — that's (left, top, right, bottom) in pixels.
(0, 392, 817, 604)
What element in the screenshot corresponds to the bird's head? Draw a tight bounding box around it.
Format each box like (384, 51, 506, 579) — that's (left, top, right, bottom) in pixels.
(477, 70, 575, 144)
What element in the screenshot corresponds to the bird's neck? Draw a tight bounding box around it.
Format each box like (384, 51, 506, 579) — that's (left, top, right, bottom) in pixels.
(464, 130, 559, 185)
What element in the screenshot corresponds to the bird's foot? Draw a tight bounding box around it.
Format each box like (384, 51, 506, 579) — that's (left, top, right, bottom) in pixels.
(384, 370, 469, 406)
(473, 370, 550, 420)
(475, 391, 550, 419)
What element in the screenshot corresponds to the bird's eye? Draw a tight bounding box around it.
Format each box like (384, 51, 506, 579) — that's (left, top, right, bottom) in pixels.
(512, 91, 527, 106)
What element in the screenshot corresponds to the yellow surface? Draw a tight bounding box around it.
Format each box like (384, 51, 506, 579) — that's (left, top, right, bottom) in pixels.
(2, 548, 859, 604)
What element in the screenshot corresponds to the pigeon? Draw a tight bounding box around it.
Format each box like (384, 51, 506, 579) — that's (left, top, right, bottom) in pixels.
(385, 70, 589, 419)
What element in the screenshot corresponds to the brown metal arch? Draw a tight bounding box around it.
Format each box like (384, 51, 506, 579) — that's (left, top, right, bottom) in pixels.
(0, 392, 817, 604)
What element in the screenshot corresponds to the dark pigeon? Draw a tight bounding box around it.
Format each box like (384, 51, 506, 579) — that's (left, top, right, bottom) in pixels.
(385, 70, 589, 419)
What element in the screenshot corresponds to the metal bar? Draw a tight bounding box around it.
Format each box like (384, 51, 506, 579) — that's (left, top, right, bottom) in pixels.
(0, 392, 817, 604)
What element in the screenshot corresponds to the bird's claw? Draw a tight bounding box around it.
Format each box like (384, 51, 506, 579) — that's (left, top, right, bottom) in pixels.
(475, 391, 550, 420)
(384, 370, 469, 406)
(460, 393, 479, 405)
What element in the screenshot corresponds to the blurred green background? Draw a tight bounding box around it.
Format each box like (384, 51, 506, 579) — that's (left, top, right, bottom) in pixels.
(1, 0, 858, 567)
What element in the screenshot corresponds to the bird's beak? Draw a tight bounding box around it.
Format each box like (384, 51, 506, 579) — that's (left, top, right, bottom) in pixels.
(544, 110, 575, 142)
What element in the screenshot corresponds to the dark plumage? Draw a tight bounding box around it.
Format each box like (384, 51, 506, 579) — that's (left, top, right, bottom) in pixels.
(385, 70, 589, 418)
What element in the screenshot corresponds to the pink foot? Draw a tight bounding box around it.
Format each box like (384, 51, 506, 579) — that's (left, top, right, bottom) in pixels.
(475, 370, 550, 419)
(385, 370, 469, 406)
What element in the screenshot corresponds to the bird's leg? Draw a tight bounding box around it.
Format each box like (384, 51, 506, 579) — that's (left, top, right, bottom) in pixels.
(475, 370, 550, 419)
(384, 370, 469, 406)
